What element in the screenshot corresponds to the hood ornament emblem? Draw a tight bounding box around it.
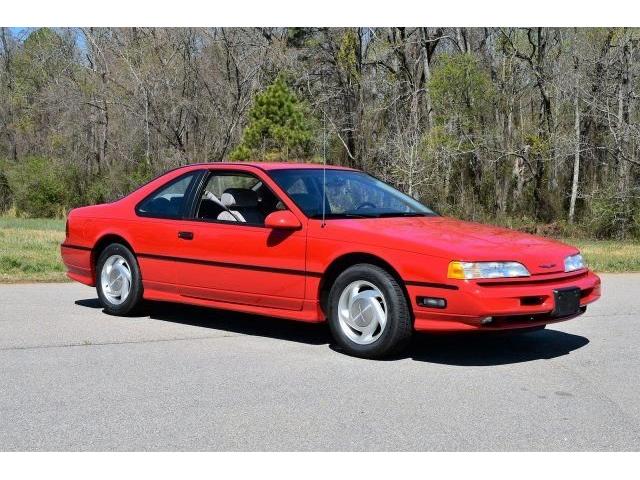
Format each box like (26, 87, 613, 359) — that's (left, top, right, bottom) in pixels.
(539, 263, 556, 269)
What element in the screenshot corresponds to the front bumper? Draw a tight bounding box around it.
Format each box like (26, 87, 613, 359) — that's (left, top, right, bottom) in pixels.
(408, 269, 601, 332)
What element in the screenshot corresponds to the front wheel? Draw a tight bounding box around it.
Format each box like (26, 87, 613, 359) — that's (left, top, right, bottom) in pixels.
(96, 243, 143, 315)
(327, 264, 412, 359)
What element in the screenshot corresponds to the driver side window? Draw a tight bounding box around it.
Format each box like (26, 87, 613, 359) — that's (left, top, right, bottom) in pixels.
(194, 171, 285, 226)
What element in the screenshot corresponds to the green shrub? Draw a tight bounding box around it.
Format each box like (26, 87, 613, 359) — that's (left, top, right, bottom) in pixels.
(587, 187, 640, 240)
(429, 53, 494, 128)
(6, 156, 69, 218)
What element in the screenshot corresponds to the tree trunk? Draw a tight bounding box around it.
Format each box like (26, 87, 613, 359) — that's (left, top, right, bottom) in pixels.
(616, 35, 631, 196)
(569, 29, 581, 223)
(144, 89, 151, 164)
(420, 28, 434, 128)
(0, 28, 18, 161)
(456, 27, 469, 53)
(569, 86, 580, 223)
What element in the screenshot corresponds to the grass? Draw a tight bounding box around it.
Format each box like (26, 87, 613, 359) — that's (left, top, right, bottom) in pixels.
(563, 238, 640, 273)
(0, 217, 639, 283)
(0, 217, 67, 282)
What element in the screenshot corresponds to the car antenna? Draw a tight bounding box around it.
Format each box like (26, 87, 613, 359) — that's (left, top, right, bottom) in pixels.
(321, 110, 327, 228)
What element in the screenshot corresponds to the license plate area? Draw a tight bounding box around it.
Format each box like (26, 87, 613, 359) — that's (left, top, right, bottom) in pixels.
(552, 287, 581, 317)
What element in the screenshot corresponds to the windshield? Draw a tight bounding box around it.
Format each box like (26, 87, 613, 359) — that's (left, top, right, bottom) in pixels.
(268, 169, 436, 219)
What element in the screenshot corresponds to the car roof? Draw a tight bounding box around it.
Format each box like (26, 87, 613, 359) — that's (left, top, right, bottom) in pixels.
(181, 161, 358, 172)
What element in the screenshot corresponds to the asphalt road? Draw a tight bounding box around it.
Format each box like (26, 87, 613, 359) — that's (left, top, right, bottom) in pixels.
(1, 274, 639, 451)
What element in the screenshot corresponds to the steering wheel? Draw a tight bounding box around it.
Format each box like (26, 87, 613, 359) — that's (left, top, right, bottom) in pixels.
(355, 202, 376, 210)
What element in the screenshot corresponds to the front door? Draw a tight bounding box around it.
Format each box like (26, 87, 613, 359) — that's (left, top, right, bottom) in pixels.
(176, 168, 307, 311)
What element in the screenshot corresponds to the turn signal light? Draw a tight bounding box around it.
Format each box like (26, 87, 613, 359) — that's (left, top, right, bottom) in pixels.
(447, 261, 466, 279)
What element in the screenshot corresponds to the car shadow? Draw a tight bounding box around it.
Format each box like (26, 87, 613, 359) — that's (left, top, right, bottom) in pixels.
(75, 298, 589, 365)
(403, 329, 589, 366)
(76, 298, 330, 346)
(75, 298, 103, 309)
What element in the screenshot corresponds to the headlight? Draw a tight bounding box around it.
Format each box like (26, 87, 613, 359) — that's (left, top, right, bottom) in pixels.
(564, 253, 585, 272)
(447, 261, 530, 279)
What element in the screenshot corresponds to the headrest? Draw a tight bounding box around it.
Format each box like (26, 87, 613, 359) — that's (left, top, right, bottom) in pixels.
(221, 188, 258, 208)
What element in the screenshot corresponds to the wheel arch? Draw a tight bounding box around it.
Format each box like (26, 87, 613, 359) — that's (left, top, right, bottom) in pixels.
(318, 252, 411, 316)
(92, 233, 136, 274)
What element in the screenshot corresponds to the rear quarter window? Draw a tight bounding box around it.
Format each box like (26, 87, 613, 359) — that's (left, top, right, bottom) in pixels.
(136, 172, 199, 219)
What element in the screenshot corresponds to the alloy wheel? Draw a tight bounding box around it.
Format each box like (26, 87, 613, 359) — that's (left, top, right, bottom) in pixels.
(100, 254, 132, 305)
(337, 280, 388, 345)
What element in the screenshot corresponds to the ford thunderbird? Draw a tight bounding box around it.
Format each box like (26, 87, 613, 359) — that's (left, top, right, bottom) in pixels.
(61, 162, 601, 358)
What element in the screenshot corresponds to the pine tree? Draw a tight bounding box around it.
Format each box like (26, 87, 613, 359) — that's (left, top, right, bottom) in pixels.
(230, 76, 313, 161)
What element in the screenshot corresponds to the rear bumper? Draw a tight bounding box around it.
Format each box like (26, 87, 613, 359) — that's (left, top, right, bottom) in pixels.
(60, 243, 94, 286)
(408, 269, 601, 332)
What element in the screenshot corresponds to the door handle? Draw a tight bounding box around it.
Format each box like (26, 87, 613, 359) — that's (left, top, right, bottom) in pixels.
(178, 231, 194, 240)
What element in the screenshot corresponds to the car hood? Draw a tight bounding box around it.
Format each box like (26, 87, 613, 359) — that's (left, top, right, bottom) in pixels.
(321, 216, 578, 275)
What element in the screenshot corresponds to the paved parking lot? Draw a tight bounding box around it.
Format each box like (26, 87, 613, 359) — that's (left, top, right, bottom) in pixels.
(1, 274, 639, 451)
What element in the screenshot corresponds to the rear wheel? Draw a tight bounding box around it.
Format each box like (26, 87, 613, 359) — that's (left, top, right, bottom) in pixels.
(327, 264, 412, 358)
(96, 243, 143, 315)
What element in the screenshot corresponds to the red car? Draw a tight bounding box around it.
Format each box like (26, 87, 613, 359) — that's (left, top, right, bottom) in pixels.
(61, 162, 601, 358)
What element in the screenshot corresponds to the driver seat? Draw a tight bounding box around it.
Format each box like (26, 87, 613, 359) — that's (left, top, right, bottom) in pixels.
(217, 188, 264, 224)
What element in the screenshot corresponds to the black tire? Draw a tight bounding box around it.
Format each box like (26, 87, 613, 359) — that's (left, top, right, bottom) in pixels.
(95, 243, 143, 316)
(327, 263, 412, 359)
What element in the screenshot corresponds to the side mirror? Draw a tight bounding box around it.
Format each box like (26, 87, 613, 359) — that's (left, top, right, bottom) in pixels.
(264, 210, 302, 230)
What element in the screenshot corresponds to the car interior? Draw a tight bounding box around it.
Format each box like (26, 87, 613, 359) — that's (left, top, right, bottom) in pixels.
(196, 174, 285, 225)
(136, 172, 200, 218)
(143, 194, 185, 218)
(276, 175, 331, 217)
